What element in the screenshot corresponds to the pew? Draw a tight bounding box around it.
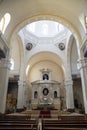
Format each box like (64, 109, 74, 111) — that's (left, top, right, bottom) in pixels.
(43, 127, 85, 130)
(42, 115, 87, 130)
(58, 115, 87, 121)
(0, 122, 38, 129)
(0, 114, 38, 130)
(0, 123, 37, 129)
(0, 115, 31, 121)
(0, 114, 87, 130)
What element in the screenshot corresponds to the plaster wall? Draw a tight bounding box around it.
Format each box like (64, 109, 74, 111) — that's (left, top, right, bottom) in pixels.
(28, 60, 64, 83)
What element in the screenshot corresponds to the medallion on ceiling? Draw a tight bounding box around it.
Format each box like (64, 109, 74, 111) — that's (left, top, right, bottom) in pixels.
(58, 43, 65, 50)
(26, 43, 33, 51)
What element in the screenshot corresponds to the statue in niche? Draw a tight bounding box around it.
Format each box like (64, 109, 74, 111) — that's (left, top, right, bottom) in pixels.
(54, 91, 57, 98)
(34, 91, 38, 98)
(43, 74, 49, 80)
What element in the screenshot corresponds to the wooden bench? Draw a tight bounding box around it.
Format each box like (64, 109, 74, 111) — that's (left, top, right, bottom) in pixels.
(42, 127, 85, 130)
(58, 115, 87, 121)
(0, 123, 37, 129)
(43, 119, 87, 124)
(0, 115, 32, 120)
(0, 115, 38, 130)
(42, 116, 87, 130)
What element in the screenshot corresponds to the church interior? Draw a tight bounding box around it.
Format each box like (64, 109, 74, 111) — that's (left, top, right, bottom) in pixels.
(0, 0, 87, 129)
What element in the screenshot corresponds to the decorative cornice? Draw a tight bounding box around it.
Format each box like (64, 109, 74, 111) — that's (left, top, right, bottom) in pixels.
(64, 79, 73, 86)
(0, 59, 11, 69)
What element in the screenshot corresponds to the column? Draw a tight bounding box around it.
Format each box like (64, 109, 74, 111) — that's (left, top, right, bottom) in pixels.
(17, 54, 26, 109)
(17, 80, 25, 109)
(0, 59, 10, 113)
(64, 79, 74, 111)
(77, 58, 87, 113)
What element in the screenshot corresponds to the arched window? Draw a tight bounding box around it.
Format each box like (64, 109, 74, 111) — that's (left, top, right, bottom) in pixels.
(26, 20, 64, 37)
(57, 23, 64, 32)
(42, 23, 48, 35)
(0, 13, 11, 34)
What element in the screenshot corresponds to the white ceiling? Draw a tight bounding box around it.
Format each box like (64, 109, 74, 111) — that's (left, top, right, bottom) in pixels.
(0, 0, 87, 41)
(0, 0, 86, 75)
(28, 52, 63, 67)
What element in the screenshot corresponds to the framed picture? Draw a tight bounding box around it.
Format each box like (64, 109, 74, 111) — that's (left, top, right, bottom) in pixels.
(43, 88, 49, 96)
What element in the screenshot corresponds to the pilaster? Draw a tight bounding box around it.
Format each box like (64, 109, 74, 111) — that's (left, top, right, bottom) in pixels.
(0, 59, 10, 113)
(64, 79, 74, 111)
(77, 58, 87, 113)
(17, 80, 27, 109)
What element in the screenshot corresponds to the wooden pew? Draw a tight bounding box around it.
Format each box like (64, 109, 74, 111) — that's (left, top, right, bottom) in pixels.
(43, 123, 87, 127)
(42, 127, 85, 130)
(0, 114, 38, 130)
(58, 115, 87, 121)
(0, 122, 38, 129)
(0, 123, 37, 129)
(42, 115, 87, 130)
(0, 115, 31, 121)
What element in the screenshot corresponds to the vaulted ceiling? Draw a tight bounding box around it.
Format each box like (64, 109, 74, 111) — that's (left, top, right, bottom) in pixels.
(0, 0, 86, 78)
(0, 0, 87, 42)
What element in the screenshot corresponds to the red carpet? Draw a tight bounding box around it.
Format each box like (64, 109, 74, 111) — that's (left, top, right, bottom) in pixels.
(39, 110, 51, 118)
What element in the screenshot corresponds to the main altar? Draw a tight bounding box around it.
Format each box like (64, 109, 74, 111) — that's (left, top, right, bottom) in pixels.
(31, 68, 61, 110)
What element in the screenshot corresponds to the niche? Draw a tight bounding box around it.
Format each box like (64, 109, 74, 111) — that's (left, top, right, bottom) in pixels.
(54, 91, 57, 98)
(34, 91, 38, 98)
(40, 68, 51, 80)
(43, 73, 49, 80)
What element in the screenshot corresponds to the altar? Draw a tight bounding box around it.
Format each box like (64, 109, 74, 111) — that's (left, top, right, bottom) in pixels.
(31, 68, 61, 110)
(31, 80, 61, 110)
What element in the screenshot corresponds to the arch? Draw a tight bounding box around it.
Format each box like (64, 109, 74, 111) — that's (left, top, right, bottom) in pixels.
(9, 15, 82, 75)
(9, 34, 24, 78)
(66, 34, 80, 79)
(10, 14, 82, 50)
(26, 51, 65, 78)
(66, 33, 81, 65)
(16, 36, 25, 80)
(0, 13, 11, 34)
(9, 14, 82, 84)
(66, 34, 74, 67)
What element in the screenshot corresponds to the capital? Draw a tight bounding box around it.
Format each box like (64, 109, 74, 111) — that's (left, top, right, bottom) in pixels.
(64, 79, 73, 87)
(77, 58, 87, 70)
(0, 59, 11, 69)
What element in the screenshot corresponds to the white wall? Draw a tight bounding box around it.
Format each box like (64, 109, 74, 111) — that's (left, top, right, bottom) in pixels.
(28, 60, 64, 83)
(10, 37, 20, 75)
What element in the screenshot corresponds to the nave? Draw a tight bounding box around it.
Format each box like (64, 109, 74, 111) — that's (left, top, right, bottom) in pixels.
(1, 1, 87, 130)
